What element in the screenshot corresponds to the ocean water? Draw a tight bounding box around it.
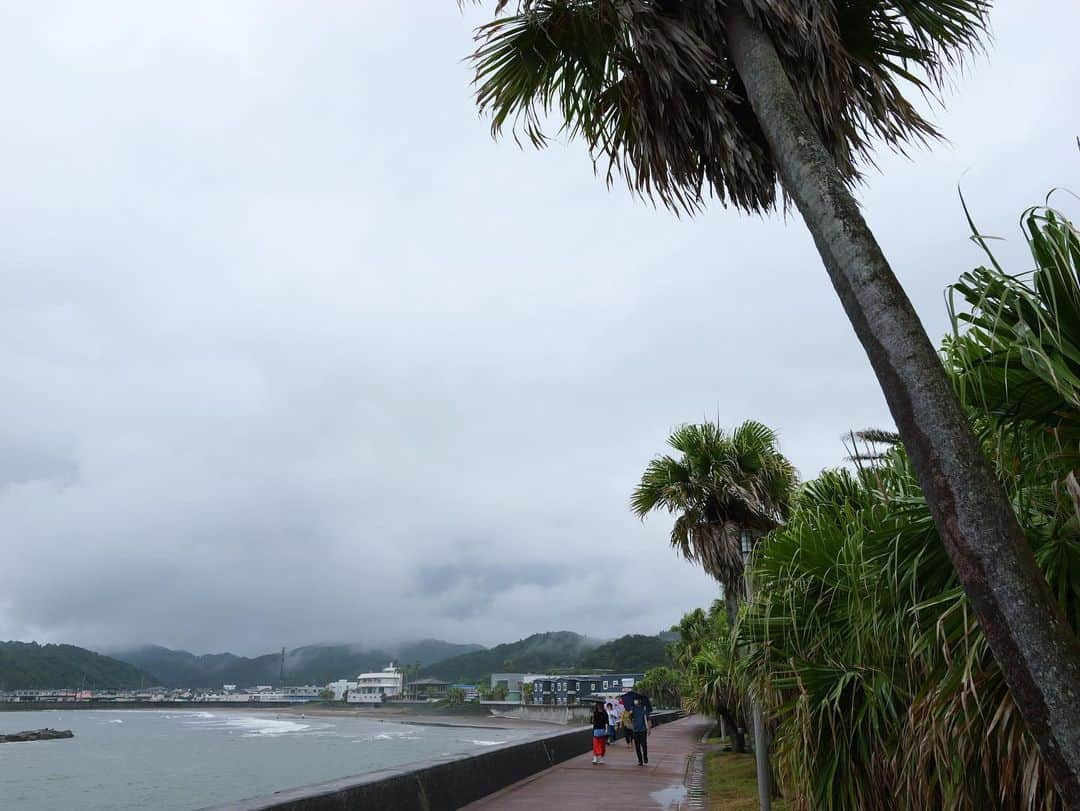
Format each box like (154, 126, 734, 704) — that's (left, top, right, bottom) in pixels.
(0, 709, 533, 810)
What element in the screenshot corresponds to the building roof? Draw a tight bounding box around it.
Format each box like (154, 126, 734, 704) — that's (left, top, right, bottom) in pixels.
(409, 678, 451, 686)
(531, 673, 644, 681)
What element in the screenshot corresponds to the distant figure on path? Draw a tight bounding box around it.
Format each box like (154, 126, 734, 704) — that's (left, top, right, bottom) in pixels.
(629, 696, 652, 766)
(591, 703, 608, 764)
(620, 704, 633, 747)
(605, 701, 620, 744)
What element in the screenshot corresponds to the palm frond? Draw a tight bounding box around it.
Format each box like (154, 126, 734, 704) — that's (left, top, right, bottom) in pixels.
(632, 418, 797, 593)
(468, 0, 990, 213)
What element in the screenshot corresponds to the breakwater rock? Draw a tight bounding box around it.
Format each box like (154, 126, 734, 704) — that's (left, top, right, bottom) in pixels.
(0, 728, 75, 743)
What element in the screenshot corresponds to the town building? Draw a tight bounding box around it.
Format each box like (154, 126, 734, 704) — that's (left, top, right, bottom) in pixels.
(282, 685, 322, 702)
(451, 683, 480, 702)
(346, 664, 403, 703)
(526, 673, 644, 705)
(408, 677, 452, 700)
(326, 679, 357, 701)
(489, 673, 527, 703)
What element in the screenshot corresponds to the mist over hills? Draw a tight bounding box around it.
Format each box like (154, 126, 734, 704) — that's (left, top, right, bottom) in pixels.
(418, 631, 596, 682)
(109, 640, 483, 688)
(415, 631, 672, 682)
(115, 631, 675, 687)
(0, 642, 158, 690)
(1, 631, 674, 690)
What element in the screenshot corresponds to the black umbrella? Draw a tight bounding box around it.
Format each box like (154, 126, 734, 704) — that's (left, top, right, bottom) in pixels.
(619, 690, 653, 713)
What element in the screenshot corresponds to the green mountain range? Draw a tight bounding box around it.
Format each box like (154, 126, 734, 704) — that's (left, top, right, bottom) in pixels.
(576, 634, 671, 672)
(0, 642, 158, 690)
(418, 631, 672, 682)
(108, 639, 483, 688)
(0, 632, 673, 690)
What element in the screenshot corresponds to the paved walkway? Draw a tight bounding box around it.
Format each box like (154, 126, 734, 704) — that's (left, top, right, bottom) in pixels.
(464, 715, 713, 810)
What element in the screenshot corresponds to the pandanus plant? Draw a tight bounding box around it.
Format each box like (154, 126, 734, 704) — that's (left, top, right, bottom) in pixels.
(462, 1, 1080, 799)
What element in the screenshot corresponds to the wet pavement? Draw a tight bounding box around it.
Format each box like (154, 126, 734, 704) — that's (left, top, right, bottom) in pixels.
(464, 715, 713, 810)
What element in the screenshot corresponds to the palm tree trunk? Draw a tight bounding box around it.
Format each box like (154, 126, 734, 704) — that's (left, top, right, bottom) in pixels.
(718, 703, 746, 753)
(725, 6, 1080, 803)
(723, 584, 740, 632)
(722, 582, 754, 754)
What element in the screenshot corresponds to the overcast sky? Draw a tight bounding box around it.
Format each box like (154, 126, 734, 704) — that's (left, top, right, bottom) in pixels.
(1, 2, 1077, 656)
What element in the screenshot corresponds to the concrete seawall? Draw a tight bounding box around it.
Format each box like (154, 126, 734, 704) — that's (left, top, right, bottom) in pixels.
(0, 701, 299, 712)
(484, 703, 594, 725)
(199, 710, 683, 811)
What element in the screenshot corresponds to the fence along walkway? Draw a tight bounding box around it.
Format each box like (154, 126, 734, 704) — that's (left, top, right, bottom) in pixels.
(463, 714, 713, 810)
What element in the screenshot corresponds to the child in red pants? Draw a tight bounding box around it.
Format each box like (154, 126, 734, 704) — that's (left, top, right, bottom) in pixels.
(591, 703, 608, 764)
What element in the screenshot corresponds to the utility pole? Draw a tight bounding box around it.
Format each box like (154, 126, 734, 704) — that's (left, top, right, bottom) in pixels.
(279, 647, 286, 689)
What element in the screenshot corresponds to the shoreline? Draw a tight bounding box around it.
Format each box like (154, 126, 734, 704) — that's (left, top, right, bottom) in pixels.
(1, 702, 552, 731)
(257, 705, 550, 731)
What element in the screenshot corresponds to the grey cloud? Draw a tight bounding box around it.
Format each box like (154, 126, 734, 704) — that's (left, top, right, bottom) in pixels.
(0, 440, 78, 488)
(417, 563, 571, 598)
(415, 562, 575, 620)
(0, 2, 1077, 655)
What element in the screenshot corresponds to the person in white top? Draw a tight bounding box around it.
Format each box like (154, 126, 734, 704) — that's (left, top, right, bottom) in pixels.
(605, 700, 621, 744)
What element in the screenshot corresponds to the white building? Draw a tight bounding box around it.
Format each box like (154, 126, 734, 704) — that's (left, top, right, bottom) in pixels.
(326, 679, 357, 701)
(346, 664, 403, 704)
(282, 685, 322, 702)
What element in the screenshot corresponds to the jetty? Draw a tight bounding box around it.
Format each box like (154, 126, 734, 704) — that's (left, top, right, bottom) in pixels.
(0, 728, 74, 743)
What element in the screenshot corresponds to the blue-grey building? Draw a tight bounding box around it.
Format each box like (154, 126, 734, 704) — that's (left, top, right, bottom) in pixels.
(528, 673, 644, 705)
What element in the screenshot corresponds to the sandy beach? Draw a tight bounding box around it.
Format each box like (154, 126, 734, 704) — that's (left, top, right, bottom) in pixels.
(265, 703, 551, 731)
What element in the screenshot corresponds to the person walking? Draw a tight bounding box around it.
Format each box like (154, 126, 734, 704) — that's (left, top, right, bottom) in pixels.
(629, 696, 652, 766)
(591, 702, 608, 764)
(621, 703, 633, 748)
(605, 700, 620, 744)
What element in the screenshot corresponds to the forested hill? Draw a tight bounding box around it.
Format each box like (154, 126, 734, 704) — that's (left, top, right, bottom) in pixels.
(110, 639, 484, 688)
(420, 631, 673, 681)
(0, 642, 159, 690)
(421, 632, 596, 682)
(576, 634, 671, 671)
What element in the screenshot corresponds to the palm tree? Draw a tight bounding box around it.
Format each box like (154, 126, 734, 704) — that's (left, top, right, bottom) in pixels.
(673, 601, 748, 753)
(464, 2, 1080, 797)
(631, 420, 796, 627)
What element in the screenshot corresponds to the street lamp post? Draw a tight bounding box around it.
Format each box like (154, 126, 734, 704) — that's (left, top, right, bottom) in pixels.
(741, 529, 772, 811)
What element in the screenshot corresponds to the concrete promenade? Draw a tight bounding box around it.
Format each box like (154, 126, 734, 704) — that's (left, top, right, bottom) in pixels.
(464, 715, 713, 810)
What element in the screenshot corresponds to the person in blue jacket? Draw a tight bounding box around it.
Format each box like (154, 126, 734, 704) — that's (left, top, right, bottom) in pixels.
(627, 693, 653, 766)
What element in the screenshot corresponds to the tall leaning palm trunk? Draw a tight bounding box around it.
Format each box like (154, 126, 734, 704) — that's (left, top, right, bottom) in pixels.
(465, 2, 1080, 800)
(722, 10, 1080, 801)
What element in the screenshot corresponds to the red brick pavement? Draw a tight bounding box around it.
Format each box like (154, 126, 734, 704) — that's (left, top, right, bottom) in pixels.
(463, 715, 713, 810)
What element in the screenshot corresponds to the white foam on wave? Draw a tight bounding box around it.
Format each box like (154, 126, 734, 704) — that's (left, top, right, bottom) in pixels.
(351, 730, 421, 743)
(223, 716, 312, 737)
(465, 740, 504, 747)
(178, 711, 315, 737)
(107, 719, 124, 724)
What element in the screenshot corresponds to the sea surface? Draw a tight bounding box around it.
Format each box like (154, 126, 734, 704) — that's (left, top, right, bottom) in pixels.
(0, 708, 536, 810)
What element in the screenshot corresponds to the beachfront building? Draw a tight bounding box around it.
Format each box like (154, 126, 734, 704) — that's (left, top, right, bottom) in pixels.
(282, 686, 322, 702)
(326, 679, 357, 701)
(452, 683, 480, 702)
(9, 689, 79, 702)
(408, 677, 451, 700)
(346, 664, 403, 704)
(526, 673, 644, 705)
(489, 673, 527, 703)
